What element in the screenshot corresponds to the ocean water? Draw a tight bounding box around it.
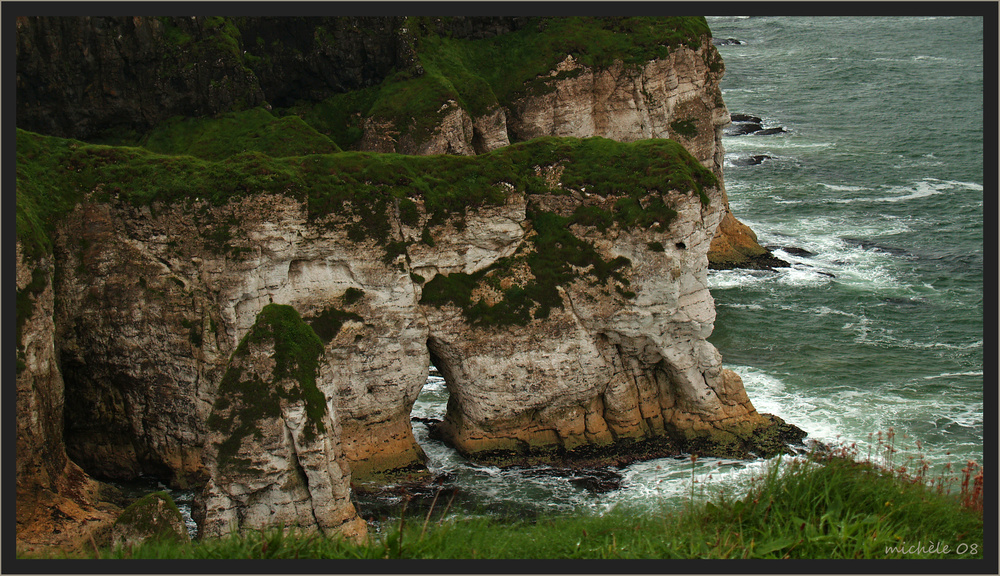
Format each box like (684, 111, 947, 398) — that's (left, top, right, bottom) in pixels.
(364, 16, 986, 520)
(706, 15, 984, 472)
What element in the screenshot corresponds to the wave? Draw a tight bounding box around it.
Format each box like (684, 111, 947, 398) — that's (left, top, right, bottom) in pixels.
(824, 178, 981, 205)
(818, 183, 869, 192)
(923, 371, 984, 380)
(728, 363, 983, 468)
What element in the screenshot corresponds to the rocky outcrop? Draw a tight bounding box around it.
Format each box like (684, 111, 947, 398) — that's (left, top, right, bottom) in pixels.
(16, 244, 120, 555)
(197, 304, 366, 541)
(420, 168, 787, 465)
(111, 491, 189, 549)
(30, 135, 799, 500)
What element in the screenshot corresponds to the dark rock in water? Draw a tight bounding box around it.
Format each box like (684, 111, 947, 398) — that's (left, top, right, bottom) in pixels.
(842, 238, 908, 256)
(882, 296, 927, 308)
(710, 251, 791, 271)
(411, 416, 442, 426)
(730, 113, 762, 123)
(791, 262, 836, 278)
(771, 245, 816, 257)
(712, 37, 745, 46)
(732, 154, 773, 167)
(522, 467, 624, 494)
(568, 472, 623, 494)
(753, 127, 787, 136)
(724, 122, 763, 136)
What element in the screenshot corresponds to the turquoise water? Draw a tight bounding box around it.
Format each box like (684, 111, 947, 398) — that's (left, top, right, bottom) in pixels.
(386, 16, 986, 518)
(707, 15, 984, 473)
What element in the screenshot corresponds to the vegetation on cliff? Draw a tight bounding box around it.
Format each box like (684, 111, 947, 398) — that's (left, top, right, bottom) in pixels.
(291, 16, 712, 148)
(141, 107, 341, 160)
(207, 304, 329, 472)
(16, 128, 713, 251)
(16, 128, 715, 327)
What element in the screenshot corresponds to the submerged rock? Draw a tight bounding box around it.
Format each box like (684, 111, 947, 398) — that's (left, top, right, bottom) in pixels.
(724, 122, 764, 136)
(767, 245, 816, 257)
(731, 154, 774, 166)
(753, 127, 787, 136)
(729, 113, 762, 123)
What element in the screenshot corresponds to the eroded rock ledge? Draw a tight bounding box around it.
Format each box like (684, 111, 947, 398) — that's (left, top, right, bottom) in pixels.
(17, 130, 804, 543)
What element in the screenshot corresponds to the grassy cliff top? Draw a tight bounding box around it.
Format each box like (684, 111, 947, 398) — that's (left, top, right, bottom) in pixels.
(15, 128, 716, 261)
(292, 16, 713, 148)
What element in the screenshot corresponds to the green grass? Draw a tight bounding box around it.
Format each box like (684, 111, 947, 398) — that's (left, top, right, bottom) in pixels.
(28, 448, 983, 560)
(141, 108, 341, 160)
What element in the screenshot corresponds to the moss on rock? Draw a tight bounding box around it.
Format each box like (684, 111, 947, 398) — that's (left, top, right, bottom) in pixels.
(207, 304, 330, 473)
(111, 491, 188, 549)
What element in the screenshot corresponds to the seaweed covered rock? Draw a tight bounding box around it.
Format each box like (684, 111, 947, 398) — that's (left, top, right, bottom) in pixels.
(111, 491, 188, 549)
(198, 304, 366, 542)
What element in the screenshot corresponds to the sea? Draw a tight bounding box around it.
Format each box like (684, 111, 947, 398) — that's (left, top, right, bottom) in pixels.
(358, 15, 987, 523)
(132, 16, 988, 535)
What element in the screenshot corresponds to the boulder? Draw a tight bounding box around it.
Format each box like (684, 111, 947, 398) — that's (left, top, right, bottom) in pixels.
(111, 491, 189, 549)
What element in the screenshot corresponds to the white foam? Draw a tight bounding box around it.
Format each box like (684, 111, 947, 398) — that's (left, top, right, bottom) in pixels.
(818, 182, 869, 192)
(727, 363, 983, 469)
(829, 178, 982, 204)
(923, 371, 984, 380)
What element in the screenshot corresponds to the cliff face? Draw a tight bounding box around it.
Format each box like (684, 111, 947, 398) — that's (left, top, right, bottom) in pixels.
(17, 133, 802, 543)
(16, 246, 120, 554)
(15, 16, 801, 547)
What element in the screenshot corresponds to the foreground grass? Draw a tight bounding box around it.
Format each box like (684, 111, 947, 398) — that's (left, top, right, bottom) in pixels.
(27, 452, 983, 560)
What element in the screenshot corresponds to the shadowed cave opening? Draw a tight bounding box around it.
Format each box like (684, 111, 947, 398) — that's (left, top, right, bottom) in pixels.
(60, 362, 202, 538)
